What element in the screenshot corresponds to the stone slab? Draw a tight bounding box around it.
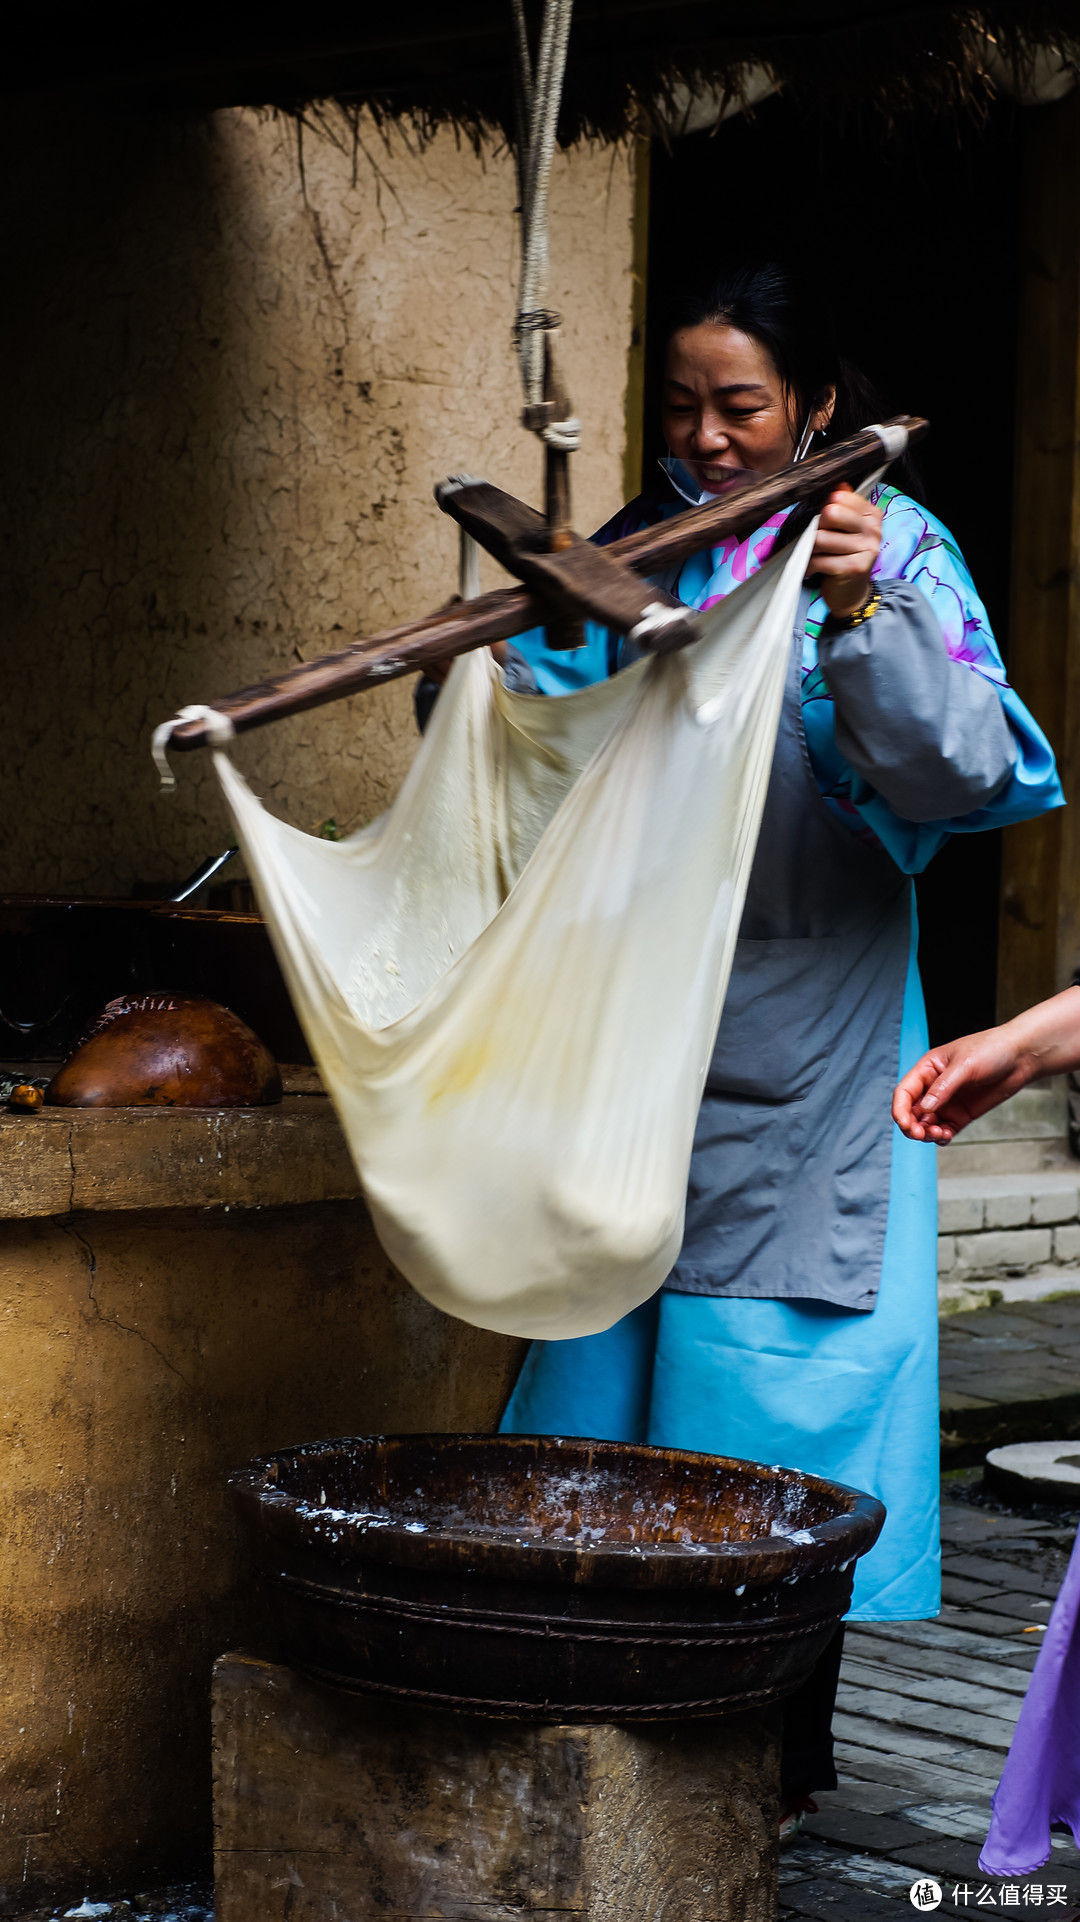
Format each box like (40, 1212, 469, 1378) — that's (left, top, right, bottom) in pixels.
(953, 1077, 1068, 1143)
(939, 1270, 1080, 1313)
(954, 1226, 1054, 1271)
(844, 1631, 1030, 1694)
(938, 1234, 957, 1275)
(938, 1168, 1080, 1233)
(779, 1874, 900, 1918)
(938, 1294, 1080, 1460)
(212, 1653, 781, 1922)
(942, 1138, 1076, 1175)
(939, 1273, 1080, 1315)
(938, 1193, 984, 1234)
(799, 1809, 926, 1855)
(935, 1553, 1064, 1599)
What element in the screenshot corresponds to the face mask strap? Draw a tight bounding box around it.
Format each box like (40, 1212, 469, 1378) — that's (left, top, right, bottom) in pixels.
(793, 413, 816, 464)
(663, 399, 829, 497)
(666, 407, 819, 493)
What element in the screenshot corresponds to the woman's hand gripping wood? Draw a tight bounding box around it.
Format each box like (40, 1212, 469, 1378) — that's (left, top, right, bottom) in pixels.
(810, 485, 883, 619)
(423, 641, 509, 686)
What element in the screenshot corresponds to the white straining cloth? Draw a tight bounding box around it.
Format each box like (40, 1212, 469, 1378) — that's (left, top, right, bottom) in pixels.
(207, 523, 815, 1338)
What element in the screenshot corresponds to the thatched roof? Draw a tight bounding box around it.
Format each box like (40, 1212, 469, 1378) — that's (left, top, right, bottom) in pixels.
(12, 3, 1080, 137)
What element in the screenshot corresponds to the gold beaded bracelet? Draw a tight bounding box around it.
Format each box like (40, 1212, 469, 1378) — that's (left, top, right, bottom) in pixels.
(831, 585, 883, 630)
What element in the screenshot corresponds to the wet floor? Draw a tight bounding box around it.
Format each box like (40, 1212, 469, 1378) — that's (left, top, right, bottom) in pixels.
(16, 1890, 212, 1921)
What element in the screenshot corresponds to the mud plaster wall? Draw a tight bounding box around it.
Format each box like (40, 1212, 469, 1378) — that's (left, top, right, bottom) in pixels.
(0, 105, 636, 896)
(0, 1188, 524, 1907)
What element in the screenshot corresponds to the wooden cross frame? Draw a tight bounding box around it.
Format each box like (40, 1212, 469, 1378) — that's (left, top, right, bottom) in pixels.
(166, 415, 927, 755)
(434, 475, 697, 650)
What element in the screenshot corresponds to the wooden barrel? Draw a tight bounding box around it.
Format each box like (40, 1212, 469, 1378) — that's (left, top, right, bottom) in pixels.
(230, 1433, 884, 1720)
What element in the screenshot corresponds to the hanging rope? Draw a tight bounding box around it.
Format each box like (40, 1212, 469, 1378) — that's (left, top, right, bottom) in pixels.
(511, 0, 580, 452)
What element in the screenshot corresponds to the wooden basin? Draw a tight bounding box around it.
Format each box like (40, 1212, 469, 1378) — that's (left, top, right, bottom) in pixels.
(231, 1433, 885, 1720)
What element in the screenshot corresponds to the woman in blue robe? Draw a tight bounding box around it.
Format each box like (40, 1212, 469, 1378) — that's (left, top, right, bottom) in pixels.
(422, 260, 1063, 1815)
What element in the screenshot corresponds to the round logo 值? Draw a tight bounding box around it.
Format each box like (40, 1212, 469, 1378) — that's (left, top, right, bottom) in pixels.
(909, 1881, 942, 1912)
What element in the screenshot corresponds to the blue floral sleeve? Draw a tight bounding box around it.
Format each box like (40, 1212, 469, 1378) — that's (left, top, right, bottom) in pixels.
(799, 487, 1063, 873)
(502, 483, 1062, 875)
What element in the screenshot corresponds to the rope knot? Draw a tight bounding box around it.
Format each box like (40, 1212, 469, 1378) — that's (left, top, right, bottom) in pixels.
(866, 420, 910, 461)
(541, 415, 581, 453)
(152, 704, 236, 792)
(512, 308, 563, 347)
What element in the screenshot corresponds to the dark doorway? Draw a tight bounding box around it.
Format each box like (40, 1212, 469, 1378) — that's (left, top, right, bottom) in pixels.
(646, 95, 1024, 1044)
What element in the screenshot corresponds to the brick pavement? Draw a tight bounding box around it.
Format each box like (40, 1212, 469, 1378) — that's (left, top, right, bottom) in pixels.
(782, 1498, 1080, 1919)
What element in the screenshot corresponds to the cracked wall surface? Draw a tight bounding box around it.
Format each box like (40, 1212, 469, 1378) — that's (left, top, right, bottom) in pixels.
(0, 1197, 524, 1907)
(0, 104, 636, 896)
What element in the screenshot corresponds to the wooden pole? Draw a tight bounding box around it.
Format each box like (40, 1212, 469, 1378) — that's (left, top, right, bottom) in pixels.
(543, 335, 574, 551)
(539, 331, 586, 649)
(167, 417, 926, 752)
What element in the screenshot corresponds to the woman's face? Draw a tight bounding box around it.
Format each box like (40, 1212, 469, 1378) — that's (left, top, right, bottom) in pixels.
(661, 323, 834, 495)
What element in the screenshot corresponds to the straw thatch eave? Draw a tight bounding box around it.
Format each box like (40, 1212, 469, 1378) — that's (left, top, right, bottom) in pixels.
(8, 3, 1080, 138)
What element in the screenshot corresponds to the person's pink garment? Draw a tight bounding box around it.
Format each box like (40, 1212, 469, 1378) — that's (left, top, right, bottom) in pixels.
(980, 1526, 1080, 1876)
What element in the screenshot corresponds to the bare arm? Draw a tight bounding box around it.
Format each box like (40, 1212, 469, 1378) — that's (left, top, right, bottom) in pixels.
(892, 986, 1080, 1143)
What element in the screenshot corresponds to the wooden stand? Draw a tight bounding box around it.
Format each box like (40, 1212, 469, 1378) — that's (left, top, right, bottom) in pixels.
(212, 1651, 781, 1921)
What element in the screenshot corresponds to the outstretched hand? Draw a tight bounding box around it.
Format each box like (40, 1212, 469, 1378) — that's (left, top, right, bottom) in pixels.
(892, 987, 1080, 1144)
(892, 1031, 1036, 1143)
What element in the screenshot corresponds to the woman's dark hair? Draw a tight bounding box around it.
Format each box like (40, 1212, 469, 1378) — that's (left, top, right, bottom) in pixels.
(659, 259, 921, 515)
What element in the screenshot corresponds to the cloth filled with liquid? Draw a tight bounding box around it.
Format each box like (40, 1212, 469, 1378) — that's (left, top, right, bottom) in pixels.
(208, 524, 814, 1338)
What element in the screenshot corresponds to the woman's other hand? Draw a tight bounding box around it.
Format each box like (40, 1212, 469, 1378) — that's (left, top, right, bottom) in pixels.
(892, 987, 1080, 1143)
(810, 486, 883, 620)
(423, 641, 508, 686)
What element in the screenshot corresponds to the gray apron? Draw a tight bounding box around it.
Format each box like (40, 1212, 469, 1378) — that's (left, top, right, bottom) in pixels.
(666, 590, 912, 1312)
